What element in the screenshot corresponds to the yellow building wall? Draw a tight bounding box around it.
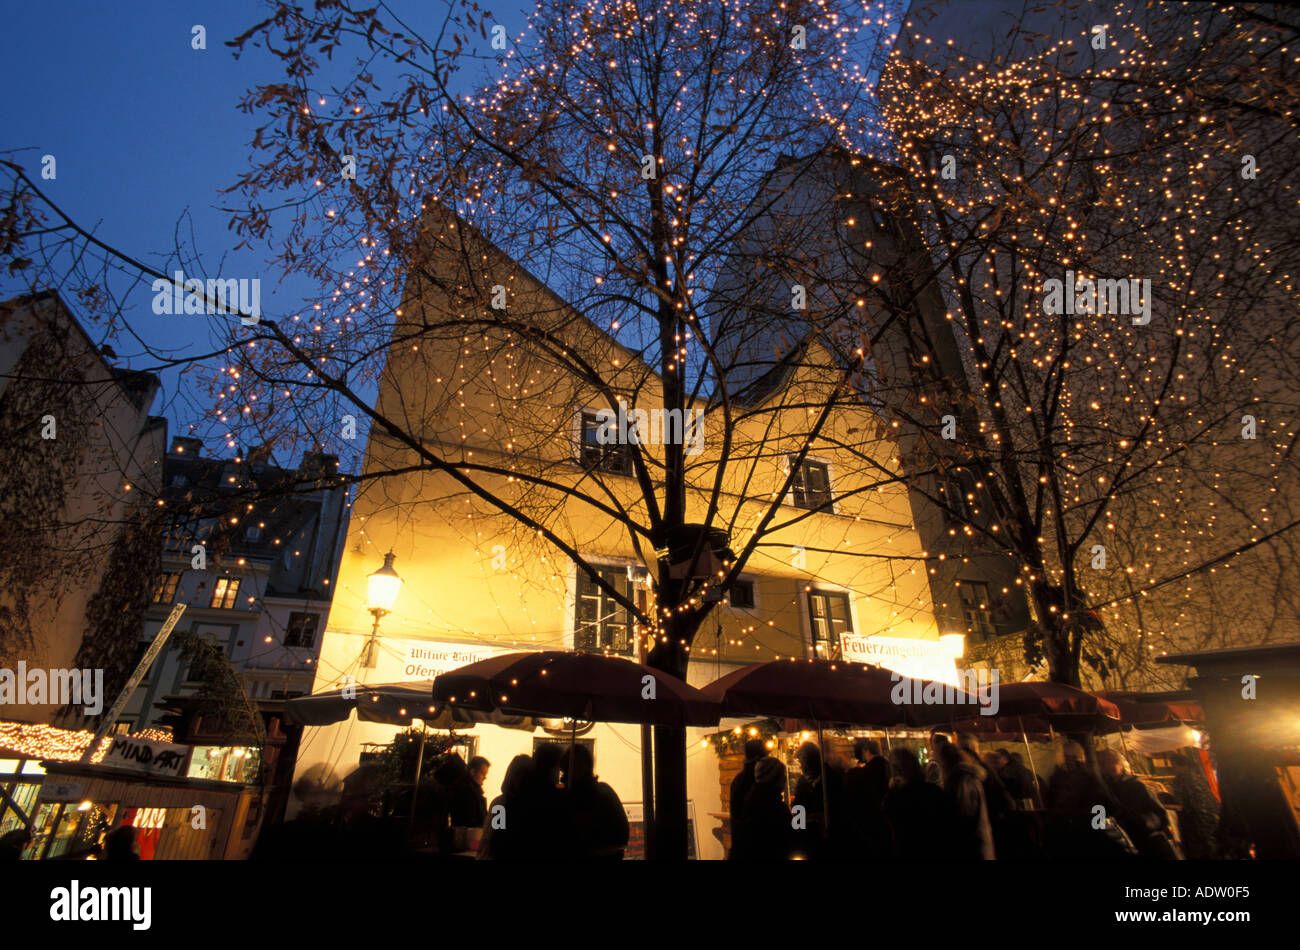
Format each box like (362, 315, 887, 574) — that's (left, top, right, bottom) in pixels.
(294, 210, 946, 858)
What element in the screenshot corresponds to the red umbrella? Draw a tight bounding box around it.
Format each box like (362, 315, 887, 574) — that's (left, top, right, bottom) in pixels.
(944, 683, 1119, 807)
(698, 659, 987, 726)
(949, 682, 1123, 735)
(987, 682, 1122, 731)
(432, 650, 719, 727)
(700, 659, 986, 841)
(1096, 690, 1204, 728)
(953, 714, 1053, 737)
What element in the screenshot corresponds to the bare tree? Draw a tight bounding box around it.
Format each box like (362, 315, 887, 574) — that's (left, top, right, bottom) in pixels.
(209, 0, 907, 858)
(858, 1, 1300, 686)
(4, 0, 1296, 861)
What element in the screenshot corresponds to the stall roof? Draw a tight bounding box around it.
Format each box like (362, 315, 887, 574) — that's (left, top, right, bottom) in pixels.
(39, 759, 247, 793)
(1156, 641, 1300, 672)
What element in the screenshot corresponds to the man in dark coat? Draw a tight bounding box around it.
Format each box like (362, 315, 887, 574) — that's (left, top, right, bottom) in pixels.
(998, 750, 1043, 808)
(515, 742, 567, 858)
(1047, 741, 1127, 858)
(728, 739, 769, 859)
(733, 757, 793, 861)
(792, 742, 844, 859)
(560, 743, 630, 860)
(1098, 749, 1179, 859)
(843, 737, 891, 858)
(884, 747, 957, 858)
(438, 754, 487, 829)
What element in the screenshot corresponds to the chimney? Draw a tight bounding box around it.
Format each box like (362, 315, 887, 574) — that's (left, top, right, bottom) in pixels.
(299, 451, 339, 482)
(169, 436, 202, 458)
(247, 444, 274, 469)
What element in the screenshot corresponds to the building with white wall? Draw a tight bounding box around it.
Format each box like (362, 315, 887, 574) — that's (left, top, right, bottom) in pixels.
(290, 204, 956, 859)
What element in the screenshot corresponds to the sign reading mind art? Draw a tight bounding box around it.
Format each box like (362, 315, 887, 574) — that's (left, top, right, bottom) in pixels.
(400, 640, 506, 680)
(103, 736, 191, 778)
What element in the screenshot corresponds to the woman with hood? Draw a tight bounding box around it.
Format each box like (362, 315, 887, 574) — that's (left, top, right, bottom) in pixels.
(939, 742, 995, 859)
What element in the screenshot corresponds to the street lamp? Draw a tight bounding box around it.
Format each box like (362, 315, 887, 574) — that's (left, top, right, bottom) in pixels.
(362, 551, 402, 668)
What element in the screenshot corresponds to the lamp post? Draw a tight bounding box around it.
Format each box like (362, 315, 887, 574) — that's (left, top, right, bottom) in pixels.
(362, 551, 402, 668)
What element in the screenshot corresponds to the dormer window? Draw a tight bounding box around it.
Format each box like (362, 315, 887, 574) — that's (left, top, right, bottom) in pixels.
(578, 410, 633, 476)
(789, 458, 833, 511)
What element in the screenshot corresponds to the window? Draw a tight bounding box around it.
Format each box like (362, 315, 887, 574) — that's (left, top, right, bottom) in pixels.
(790, 458, 833, 511)
(940, 468, 979, 524)
(958, 580, 998, 638)
(242, 796, 264, 838)
(210, 577, 242, 610)
(533, 737, 594, 757)
(244, 525, 263, 542)
(578, 410, 633, 476)
(808, 590, 852, 659)
(284, 612, 319, 648)
(727, 580, 755, 609)
(868, 199, 895, 234)
(575, 565, 633, 655)
(152, 572, 182, 604)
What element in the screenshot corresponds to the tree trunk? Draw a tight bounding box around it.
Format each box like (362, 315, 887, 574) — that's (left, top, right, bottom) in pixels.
(647, 614, 694, 861)
(650, 723, 688, 860)
(1043, 618, 1079, 686)
(1030, 580, 1081, 687)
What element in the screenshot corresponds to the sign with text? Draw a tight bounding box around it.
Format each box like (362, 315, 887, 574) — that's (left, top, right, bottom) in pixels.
(103, 736, 191, 778)
(39, 781, 85, 803)
(839, 633, 964, 683)
(400, 640, 505, 680)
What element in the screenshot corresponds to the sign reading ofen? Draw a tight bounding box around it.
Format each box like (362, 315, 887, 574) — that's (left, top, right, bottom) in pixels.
(400, 640, 505, 680)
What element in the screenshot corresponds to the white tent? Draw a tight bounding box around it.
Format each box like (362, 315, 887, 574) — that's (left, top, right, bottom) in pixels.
(1115, 724, 1202, 755)
(286, 681, 532, 729)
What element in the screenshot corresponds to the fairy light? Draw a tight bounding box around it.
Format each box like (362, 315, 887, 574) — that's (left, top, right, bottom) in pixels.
(159, 0, 1294, 692)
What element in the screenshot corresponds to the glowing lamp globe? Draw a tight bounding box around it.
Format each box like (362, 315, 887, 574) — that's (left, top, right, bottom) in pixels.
(367, 552, 402, 617)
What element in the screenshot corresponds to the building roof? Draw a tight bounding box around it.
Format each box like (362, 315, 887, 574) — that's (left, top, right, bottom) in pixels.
(1, 290, 162, 408)
(161, 442, 345, 599)
(1156, 641, 1300, 671)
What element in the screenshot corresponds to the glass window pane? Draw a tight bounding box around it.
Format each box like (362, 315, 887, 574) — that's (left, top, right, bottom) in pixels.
(574, 566, 633, 655)
(22, 802, 60, 859)
(0, 782, 41, 837)
(809, 591, 851, 657)
(807, 463, 828, 494)
(728, 581, 754, 609)
(43, 805, 84, 859)
(790, 459, 832, 509)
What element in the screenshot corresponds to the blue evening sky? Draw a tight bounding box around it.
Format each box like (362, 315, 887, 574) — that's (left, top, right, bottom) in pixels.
(0, 0, 534, 437)
(1, 1, 898, 447)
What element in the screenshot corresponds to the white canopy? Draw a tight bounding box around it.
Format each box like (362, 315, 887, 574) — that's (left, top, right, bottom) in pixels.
(1117, 724, 1202, 755)
(286, 680, 532, 730)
